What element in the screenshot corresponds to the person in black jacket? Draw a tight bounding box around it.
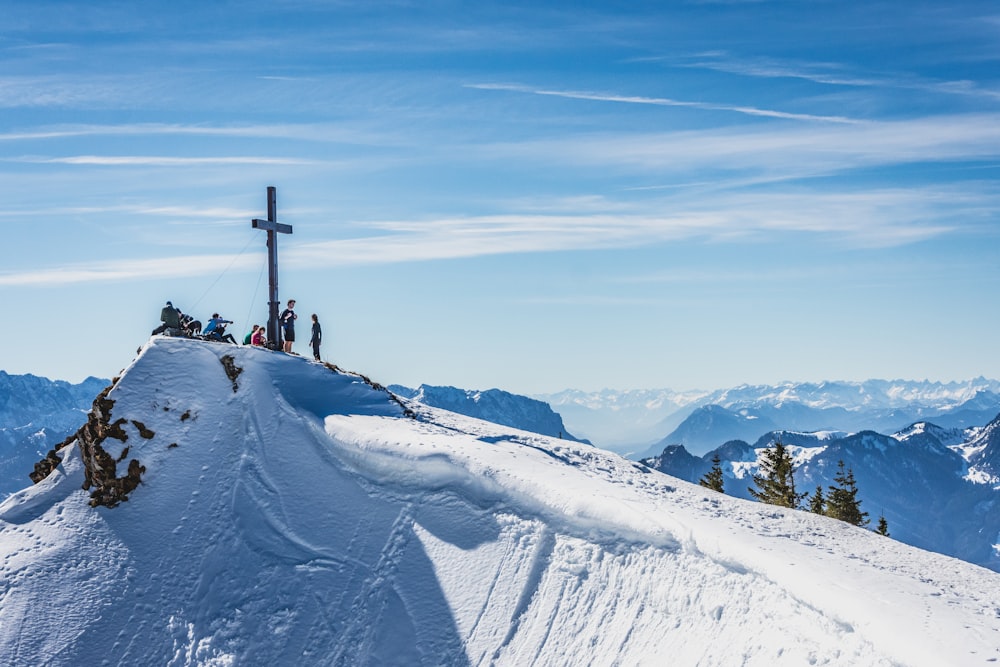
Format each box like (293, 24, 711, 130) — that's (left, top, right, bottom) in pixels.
(309, 314, 322, 361)
(279, 299, 297, 353)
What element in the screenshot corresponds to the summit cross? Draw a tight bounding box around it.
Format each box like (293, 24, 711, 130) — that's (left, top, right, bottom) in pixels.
(251, 186, 293, 350)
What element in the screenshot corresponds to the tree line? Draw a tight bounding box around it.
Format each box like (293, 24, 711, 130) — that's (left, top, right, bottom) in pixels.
(699, 441, 890, 536)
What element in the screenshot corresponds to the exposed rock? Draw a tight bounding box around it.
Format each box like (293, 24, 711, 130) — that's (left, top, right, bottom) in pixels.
(131, 420, 155, 439)
(28, 449, 62, 484)
(220, 355, 243, 392)
(29, 381, 147, 508)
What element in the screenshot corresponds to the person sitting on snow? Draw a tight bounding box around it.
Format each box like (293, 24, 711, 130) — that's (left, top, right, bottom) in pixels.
(251, 325, 266, 347)
(180, 312, 201, 336)
(152, 301, 181, 335)
(202, 314, 237, 343)
(243, 324, 259, 345)
(202, 313, 230, 336)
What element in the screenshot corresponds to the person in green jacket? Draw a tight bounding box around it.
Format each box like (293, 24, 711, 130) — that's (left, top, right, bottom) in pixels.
(152, 301, 181, 335)
(244, 324, 260, 345)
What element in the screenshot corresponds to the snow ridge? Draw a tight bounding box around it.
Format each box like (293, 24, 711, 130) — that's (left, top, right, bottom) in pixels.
(1, 337, 999, 666)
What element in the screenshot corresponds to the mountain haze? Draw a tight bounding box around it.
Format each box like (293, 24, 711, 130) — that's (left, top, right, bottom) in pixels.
(540, 379, 1000, 456)
(0, 371, 108, 497)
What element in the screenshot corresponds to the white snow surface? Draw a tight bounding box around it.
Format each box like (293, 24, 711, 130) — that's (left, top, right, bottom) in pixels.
(2, 337, 1000, 666)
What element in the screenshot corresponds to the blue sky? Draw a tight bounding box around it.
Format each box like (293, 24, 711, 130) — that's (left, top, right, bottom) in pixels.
(2, 1, 999, 394)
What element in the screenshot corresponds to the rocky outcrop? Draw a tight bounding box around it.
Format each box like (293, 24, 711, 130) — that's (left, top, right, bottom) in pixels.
(219, 354, 243, 392)
(75, 384, 149, 508)
(29, 380, 148, 508)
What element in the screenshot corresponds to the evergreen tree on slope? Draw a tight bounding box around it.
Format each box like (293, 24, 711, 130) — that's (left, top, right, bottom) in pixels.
(807, 485, 826, 514)
(825, 460, 869, 527)
(748, 440, 805, 509)
(699, 453, 725, 493)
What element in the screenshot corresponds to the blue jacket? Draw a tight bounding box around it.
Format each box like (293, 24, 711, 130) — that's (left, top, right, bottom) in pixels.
(203, 317, 232, 335)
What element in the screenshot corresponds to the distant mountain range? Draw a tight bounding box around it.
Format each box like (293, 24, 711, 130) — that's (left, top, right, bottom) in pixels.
(389, 384, 587, 443)
(641, 416, 1000, 572)
(0, 371, 108, 497)
(7, 370, 1000, 572)
(538, 379, 1000, 456)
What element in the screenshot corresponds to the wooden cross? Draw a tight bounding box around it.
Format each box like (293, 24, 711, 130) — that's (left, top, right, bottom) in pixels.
(251, 186, 293, 349)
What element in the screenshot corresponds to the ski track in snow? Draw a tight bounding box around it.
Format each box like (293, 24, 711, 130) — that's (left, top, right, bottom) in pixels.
(1, 337, 999, 666)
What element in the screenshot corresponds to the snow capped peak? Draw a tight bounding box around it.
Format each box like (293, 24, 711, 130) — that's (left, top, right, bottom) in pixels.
(390, 383, 584, 442)
(3, 337, 1000, 665)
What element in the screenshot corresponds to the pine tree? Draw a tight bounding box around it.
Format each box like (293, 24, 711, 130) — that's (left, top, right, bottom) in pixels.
(699, 453, 725, 493)
(875, 514, 890, 537)
(748, 441, 805, 509)
(807, 485, 826, 514)
(825, 460, 869, 526)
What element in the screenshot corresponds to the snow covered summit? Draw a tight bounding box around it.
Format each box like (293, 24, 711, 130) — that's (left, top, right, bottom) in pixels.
(2, 337, 1000, 666)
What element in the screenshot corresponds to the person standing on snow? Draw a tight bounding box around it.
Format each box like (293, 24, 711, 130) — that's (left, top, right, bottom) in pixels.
(279, 299, 297, 353)
(309, 314, 322, 361)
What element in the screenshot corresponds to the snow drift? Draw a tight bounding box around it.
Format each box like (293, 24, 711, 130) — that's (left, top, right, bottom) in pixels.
(1, 337, 999, 666)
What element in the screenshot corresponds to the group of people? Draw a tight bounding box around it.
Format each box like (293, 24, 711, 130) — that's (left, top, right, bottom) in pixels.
(153, 298, 323, 361)
(276, 299, 323, 361)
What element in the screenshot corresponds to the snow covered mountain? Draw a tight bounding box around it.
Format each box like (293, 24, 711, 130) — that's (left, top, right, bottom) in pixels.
(642, 422, 1000, 572)
(540, 379, 1000, 456)
(647, 404, 780, 457)
(961, 413, 1000, 484)
(389, 384, 586, 443)
(0, 371, 108, 498)
(3, 337, 1000, 666)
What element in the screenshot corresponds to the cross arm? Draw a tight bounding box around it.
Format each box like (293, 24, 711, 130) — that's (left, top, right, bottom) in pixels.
(252, 219, 293, 234)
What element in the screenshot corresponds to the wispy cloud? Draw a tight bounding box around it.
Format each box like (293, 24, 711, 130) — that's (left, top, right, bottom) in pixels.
(0, 184, 984, 287)
(476, 113, 1000, 179)
(0, 254, 262, 287)
(0, 203, 254, 221)
(0, 121, 399, 145)
(674, 54, 1000, 102)
(467, 83, 861, 124)
(8, 155, 318, 166)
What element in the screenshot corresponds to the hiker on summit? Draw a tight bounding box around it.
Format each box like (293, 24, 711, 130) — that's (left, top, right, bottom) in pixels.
(251, 326, 266, 347)
(244, 324, 259, 345)
(310, 314, 322, 361)
(152, 301, 181, 335)
(202, 313, 231, 337)
(202, 313, 237, 343)
(179, 312, 201, 336)
(279, 299, 297, 353)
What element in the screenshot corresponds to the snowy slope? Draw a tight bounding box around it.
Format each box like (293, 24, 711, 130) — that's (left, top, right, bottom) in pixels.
(2, 338, 1000, 666)
(642, 426, 1000, 572)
